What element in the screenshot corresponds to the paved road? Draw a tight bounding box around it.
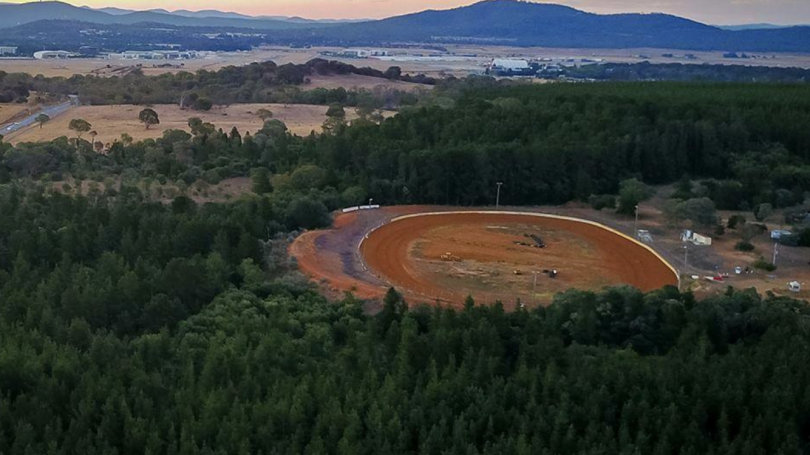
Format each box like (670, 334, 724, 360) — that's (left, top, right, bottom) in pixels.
(0, 96, 78, 136)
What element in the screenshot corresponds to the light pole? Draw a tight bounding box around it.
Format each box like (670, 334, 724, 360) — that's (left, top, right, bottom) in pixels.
(368, 198, 373, 207)
(634, 204, 639, 239)
(496, 182, 503, 208)
(684, 244, 689, 270)
(773, 242, 779, 266)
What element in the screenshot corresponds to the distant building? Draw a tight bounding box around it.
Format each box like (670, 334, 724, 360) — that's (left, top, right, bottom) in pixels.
(336, 49, 389, 58)
(79, 46, 100, 56)
(536, 63, 563, 77)
(681, 230, 712, 246)
(109, 50, 201, 60)
(33, 50, 78, 60)
(771, 230, 793, 240)
(0, 46, 17, 56)
(487, 59, 533, 76)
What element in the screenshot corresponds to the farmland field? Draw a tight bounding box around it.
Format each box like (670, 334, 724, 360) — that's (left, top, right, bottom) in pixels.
(4, 44, 810, 80)
(0, 103, 31, 124)
(5, 103, 390, 144)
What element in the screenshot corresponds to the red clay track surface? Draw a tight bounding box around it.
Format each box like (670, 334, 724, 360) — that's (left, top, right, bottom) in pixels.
(290, 208, 678, 309)
(360, 212, 677, 306)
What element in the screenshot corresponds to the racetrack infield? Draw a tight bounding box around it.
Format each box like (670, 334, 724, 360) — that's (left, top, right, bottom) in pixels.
(360, 212, 678, 306)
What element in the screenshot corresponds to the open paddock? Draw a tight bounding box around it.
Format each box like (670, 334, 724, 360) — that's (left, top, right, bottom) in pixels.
(0, 103, 32, 124)
(5, 103, 391, 144)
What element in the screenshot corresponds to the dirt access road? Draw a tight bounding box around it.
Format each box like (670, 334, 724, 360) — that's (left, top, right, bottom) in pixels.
(0, 97, 77, 136)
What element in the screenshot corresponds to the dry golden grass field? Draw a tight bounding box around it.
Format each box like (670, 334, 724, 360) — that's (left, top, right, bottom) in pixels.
(0, 103, 32, 124)
(6, 103, 391, 144)
(5, 45, 810, 80)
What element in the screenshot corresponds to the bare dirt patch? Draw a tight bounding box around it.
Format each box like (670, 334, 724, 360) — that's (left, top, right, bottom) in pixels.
(5, 103, 389, 144)
(289, 211, 388, 304)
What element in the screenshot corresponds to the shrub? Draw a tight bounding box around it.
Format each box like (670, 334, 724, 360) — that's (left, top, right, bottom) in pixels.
(798, 228, 810, 248)
(589, 194, 616, 211)
(753, 258, 777, 272)
(735, 241, 755, 252)
(203, 169, 222, 185)
(727, 215, 746, 230)
(754, 203, 773, 222)
(286, 197, 331, 230)
(251, 167, 273, 194)
(193, 98, 213, 111)
(617, 179, 654, 215)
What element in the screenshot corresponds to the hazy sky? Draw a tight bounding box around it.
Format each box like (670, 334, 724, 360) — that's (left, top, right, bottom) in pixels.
(17, 0, 810, 24)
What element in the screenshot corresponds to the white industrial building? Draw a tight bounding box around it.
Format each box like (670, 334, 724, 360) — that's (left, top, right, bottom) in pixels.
(488, 59, 533, 76)
(0, 46, 17, 56)
(107, 50, 203, 60)
(681, 230, 712, 246)
(338, 49, 389, 58)
(33, 50, 78, 59)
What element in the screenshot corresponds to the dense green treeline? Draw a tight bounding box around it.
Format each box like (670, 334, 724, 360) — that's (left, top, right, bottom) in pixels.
(1, 80, 810, 453)
(6, 82, 808, 211)
(3, 276, 810, 453)
(0, 59, 427, 107)
(0, 184, 291, 335)
(560, 61, 810, 83)
(326, 82, 810, 207)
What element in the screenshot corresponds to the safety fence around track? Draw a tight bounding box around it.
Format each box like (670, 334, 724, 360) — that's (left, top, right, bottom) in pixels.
(342, 204, 381, 213)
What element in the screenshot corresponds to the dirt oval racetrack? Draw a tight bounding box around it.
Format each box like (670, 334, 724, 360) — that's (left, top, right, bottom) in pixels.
(360, 211, 678, 306)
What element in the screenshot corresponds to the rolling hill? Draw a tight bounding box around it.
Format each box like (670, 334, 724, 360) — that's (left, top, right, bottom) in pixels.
(0, 1, 330, 30)
(2, 0, 810, 52)
(309, 0, 810, 52)
(87, 5, 360, 23)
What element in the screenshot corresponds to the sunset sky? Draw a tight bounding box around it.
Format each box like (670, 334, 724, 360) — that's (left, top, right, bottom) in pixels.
(7, 0, 810, 24)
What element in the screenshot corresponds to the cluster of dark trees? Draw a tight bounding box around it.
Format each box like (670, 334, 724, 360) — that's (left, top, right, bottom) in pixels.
(2, 79, 810, 453)
(3, 221, 810, 454)
(0, 184, 285, 335)
(3, 81, 809, 213)
(559, 62, 810, 83)
(0, 59, 430, 107)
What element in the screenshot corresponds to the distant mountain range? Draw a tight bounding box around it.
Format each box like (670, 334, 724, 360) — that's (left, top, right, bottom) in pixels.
(1, 0, 810, 53)
(0, 1, 335, 29)
(301, 1, 810, 52)
(85, 5, 362, 24)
